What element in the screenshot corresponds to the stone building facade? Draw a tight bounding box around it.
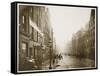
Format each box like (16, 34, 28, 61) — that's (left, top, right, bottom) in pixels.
(18, 5, 53, 71)
(72, 9, 96, 60)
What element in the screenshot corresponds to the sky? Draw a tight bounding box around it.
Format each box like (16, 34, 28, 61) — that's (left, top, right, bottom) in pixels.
(48, 6, 92, 53)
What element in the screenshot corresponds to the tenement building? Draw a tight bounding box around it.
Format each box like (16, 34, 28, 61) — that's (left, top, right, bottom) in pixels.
(18, 5, 53, 71)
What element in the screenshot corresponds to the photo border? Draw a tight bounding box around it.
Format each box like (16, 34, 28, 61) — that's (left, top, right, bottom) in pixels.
(11, 1, 98, 74)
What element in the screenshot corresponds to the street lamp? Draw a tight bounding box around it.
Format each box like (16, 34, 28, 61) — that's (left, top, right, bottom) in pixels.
(41, 43, 45, 69)
(49, 39, 52, 69)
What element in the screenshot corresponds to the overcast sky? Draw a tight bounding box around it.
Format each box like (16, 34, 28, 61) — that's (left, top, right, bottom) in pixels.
(48, 6, 92, 53)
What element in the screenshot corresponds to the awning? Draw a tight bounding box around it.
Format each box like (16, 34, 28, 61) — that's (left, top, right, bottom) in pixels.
(29, 17, 44, 37)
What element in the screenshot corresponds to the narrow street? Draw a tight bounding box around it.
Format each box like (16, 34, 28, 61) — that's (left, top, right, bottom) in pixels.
(55, 54, 95, 69)
(41, 54, 95, 70)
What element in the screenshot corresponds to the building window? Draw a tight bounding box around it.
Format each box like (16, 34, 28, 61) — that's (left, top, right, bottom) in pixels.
(21, 43, 26, 53)
(34, 48, 37, 59)
(29, 48, 33, 58)
(22, 15, 27, 32)
(34, 30, 38, 41)
(30, 26, 34, 39)
(21, 42, 28, 57)
(22, 16, 25, 24)
(34, 48, 35, 58)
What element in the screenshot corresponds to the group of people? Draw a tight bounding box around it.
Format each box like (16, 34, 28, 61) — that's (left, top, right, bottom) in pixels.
(52, 54, 63, 65)
(54, 54, 63, 60)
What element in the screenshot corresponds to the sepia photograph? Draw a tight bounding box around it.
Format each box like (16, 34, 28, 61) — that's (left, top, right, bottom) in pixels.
(14, 2, 97, 73)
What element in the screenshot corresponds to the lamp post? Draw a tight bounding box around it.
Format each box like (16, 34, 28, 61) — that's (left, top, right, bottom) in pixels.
(41, 43, 45, 69)
(49, 39, 52, 69)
